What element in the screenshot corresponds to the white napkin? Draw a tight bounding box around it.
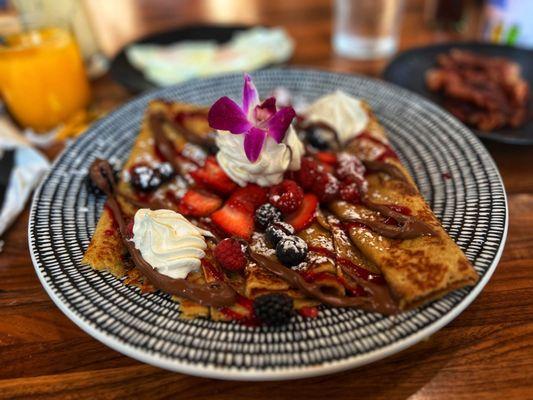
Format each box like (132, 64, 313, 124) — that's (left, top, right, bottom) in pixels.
(0, 116, 50, 237)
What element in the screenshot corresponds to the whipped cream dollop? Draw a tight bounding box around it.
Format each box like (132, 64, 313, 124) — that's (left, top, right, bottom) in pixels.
(215, 124, 304, 187)
(132, 209, 212, 279)
(305, 90, 369, 145)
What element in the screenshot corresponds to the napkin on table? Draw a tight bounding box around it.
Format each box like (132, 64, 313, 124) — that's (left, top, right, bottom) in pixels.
(0, 116, 50, 237)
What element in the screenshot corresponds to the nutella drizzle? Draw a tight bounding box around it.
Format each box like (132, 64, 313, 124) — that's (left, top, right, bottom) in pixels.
(250, 252, 398, 315)
(89, 158, 236, 307)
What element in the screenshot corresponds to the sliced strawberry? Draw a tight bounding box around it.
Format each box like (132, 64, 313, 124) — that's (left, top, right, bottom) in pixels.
(285, 193, 318, 231)
(227, 184, 268, 212)
(316, 151, 338, 166)
(190, 156, 237, 195)
(211, 202, 254, 240)
(178, 189, 222, 217)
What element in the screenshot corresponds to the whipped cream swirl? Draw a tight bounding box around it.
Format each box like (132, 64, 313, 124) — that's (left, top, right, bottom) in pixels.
(132, 209, 212, 279)
(305, 90, 369, 145)
(215, 124, 304, 187)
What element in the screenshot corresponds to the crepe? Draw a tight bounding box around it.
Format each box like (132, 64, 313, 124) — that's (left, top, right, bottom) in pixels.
(329, 103, 478, 309)
(82, 97, 478, 320)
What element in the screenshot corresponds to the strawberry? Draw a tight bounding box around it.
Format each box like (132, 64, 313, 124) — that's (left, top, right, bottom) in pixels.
(211, 202, 254, 240)
(190, 156, 237, 195)
(316, 151, 337, 166)
(312, 171, 340, 203)
(285, 193, 318, 231)
(228, 184, 268, 213)
(178, 189, 222, 217)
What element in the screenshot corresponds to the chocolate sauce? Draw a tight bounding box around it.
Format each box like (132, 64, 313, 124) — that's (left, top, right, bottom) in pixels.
(251, 252, 398, 315)
(149, 112, 188, 177)
(89, 158, 236, 307)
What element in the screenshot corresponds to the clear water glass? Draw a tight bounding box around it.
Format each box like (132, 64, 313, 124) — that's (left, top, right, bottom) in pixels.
(333, 0, 404, 60)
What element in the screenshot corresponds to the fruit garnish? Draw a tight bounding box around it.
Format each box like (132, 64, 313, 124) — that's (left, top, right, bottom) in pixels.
(214, 238, 247, 271)
(255, 203, 282, 230)
(228, 184, 268, 212)
(190, 156, 237, 195)
(312, 171, 340, 203)
(178, 189, 222, 217)
(265, 221, 294, 247)
(253, 293, 294, 327)
(298, 306, 319, 319)
(316, 151, 337, 166)
(276, 236, 308, 267)
(268, 179, 304, 214)
(207, 73, 296, 162)
(336, 153, 365, 183)
(285, 193, 318, 231)
(211, 202, 254, 240)
(339, 182, 361, 204)
(130, 162, 174, 192)
(296, 157, 320, 191)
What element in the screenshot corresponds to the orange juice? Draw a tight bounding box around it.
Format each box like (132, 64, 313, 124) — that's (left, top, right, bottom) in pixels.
(0, 27, 90, 132)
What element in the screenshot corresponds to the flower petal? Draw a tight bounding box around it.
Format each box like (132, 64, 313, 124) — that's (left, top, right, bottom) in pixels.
(208, 96, 252, 134)
(243, 127, 267, 162)
(242, 73, 260, 117)
(267, 106, 296, 143)
(254, 97, 277, 123)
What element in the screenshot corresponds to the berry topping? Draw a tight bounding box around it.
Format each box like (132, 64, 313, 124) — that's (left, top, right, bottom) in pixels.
(276, 236, 308, 267)
(285, 193, 318, 231)
(228, 184, 268, 213)
(296, 157, 320, 191)
(214, 238, 247, 271)
(336, 153, 365, 183)
(253, 293, 294, 327)
(130, 162, 174, 192)
(312, 171, 340, 203)
(211, 201, 254, 240)
(190, 156, 237, 195)
(268, 179, 304, 214)
(265, 221, 295, 247)
(178, 189, 222, 217)
(316, 151, 338, 166)
(305, 126, 332, 150)
(255, 204, 282, 230)
(339, 182, 361, 204)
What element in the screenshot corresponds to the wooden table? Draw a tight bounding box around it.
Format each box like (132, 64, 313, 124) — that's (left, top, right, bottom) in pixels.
(1, 1, 531, 398)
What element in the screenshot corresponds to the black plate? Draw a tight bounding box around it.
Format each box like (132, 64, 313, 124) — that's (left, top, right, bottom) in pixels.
(383, 42, 533, 145)
(110, 24, 255, 93)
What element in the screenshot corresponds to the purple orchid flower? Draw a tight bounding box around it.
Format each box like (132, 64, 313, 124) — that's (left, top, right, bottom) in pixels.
(207, 73, 296, 162)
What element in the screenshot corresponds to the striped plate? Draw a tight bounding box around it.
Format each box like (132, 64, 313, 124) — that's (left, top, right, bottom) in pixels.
(28, 69, 507, 380)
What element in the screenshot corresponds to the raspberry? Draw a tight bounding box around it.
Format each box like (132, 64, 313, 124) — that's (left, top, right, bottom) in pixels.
(268, 180, 304, 214)
(214, 238, 247, 271)
(296, 157, 320, 190)
(253, 293, 294, 326)
(312, 171, 339, 203)
(255, 204, 282, 230)
(339, 182, 361, 204)
(336, 153, 365, 183)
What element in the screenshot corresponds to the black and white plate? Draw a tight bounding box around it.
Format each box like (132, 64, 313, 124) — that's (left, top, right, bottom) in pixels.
(29, 69, 508, 380)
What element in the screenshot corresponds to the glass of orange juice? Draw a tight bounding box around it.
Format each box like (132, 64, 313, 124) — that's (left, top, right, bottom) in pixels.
(0, 24, 90, 132)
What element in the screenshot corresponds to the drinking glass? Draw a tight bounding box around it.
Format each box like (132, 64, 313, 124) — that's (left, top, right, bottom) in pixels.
(0, 5, 90, 132)
(333, 0, 404, 60)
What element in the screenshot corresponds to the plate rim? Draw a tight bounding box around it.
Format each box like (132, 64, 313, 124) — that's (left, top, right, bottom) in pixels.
(28, 68, 509, 380)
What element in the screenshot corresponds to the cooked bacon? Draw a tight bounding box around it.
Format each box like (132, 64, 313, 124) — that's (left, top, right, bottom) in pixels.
(426, 49, 529, 132)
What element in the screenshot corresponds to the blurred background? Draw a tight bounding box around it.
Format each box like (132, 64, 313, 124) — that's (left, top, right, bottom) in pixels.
(1, 0, 531, 146)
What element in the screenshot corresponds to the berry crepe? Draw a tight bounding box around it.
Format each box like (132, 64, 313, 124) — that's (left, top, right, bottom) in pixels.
(82, 75, 478, 326)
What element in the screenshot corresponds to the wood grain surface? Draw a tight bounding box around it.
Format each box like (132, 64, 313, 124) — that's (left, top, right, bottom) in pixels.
(1, 0, 532, 398)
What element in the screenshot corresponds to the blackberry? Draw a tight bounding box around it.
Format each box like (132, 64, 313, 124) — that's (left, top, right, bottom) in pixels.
(130, 163, 174, 192)
(265, 221, 294, 247)
(305, 126, 333, 150)
(255, 204, 282, 230)
(276, 236, 308, 267)
(253, 293, 294, 327)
